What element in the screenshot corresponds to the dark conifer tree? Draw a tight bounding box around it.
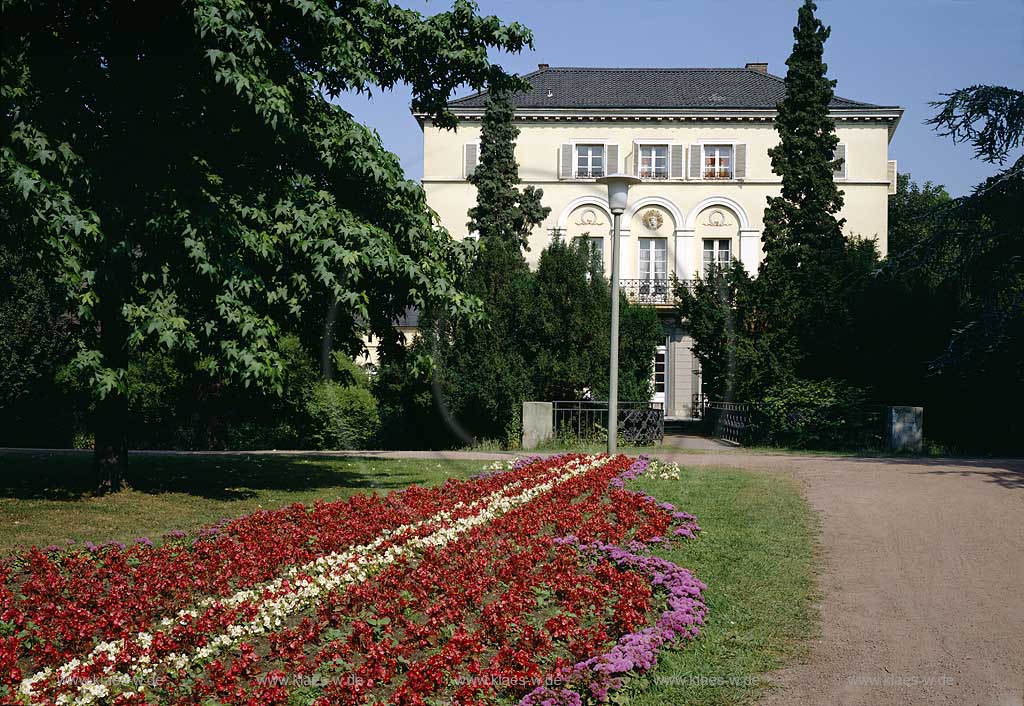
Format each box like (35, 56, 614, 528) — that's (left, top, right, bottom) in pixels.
(442, 82, 550, 442)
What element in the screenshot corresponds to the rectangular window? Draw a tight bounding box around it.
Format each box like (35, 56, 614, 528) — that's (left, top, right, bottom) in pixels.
(702, 239, 732, 274)
(575, 144, 605, 178)
(653, 345, 667, 396)
(639, 238, 668, 281)
(703, 145, 733, 180)
(638, 145, 669, 179)
(574, 235, 604, 269)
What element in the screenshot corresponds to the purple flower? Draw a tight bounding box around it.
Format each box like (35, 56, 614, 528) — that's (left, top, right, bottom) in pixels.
(520, 458, 706, 705)
(134, 537, 154, 547)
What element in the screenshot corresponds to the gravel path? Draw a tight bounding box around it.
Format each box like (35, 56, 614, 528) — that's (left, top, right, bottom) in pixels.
(653, 451, 1024, 706)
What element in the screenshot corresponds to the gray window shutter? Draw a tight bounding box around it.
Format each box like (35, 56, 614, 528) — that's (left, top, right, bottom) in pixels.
(463, 143, 478, 179)
(734, 143, 747, 179)
(887, 159, 897, 195)
(689, 144, 701, 179)
(560, 143, 573, 179)
(606, 144, 618, 175)
(670, 144, 684, 179)
(833, 144, 847, 179)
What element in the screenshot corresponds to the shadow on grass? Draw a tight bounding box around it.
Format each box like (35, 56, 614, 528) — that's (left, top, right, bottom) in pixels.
(0, 452, 430, 501)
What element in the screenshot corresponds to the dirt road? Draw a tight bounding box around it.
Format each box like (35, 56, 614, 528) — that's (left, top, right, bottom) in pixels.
(658, 452, 1024, 706)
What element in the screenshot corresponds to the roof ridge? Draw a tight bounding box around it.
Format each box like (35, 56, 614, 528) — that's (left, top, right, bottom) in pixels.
(541, 66, 768, 72)
(443, 66, 889, 111)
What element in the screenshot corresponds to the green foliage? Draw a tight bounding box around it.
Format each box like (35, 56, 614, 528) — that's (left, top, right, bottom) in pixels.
(886, 174, 955, 261)
(0, 212, 78, 446)
(613, 298, 663, 403)
(1, 0, 533, 481)
(928, 86, 1024, 164)
(466, 83, 549, 249)
(531, 237, 609, 400)
(678, 0, 881, 426)
(751, 378, 874, 450)
(374, 342, 456, 450)
(758, 0, 853, 383)
(435, 79, 550, 444)
(305, 381, 380, 450)
(441, 237, 538, 442)
(674, 263, 771, 402)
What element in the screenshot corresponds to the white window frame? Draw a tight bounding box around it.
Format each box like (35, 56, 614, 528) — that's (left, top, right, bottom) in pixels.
(635, 141, 670, 180)
(702, 238, 732, 275)
(569, 138, 611, 180)
(574, 144, 606, 179)
(701, 143, 734, 180)
(652, 343, 667, 404)
(691, 139, 739, 181)
(638, 237, 668, 282)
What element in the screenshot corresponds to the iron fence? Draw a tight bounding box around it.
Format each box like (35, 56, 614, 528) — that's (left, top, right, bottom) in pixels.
(702, 400, 891, 449)
(552, 400, 665, 446)
(702, 401, 751, 444)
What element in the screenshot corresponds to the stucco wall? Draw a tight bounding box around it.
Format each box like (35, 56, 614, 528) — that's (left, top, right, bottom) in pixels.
(422, 119, 893, 277)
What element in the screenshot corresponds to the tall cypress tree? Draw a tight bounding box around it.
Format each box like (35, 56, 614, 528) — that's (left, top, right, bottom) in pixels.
(762, 0, 845, 271)
(759, 0, 864, 380)
(466, 82, 549, 248)
(441, 81, 550, 443)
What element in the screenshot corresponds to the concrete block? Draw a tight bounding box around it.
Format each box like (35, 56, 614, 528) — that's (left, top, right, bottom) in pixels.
(522, 402, 553, 450)
(888, 406, 923, 452)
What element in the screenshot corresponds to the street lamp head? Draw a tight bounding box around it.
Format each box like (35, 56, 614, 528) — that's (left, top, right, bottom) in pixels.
(596, 174, 641, 214)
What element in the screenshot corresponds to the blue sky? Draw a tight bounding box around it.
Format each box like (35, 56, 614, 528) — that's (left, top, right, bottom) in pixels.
(340, 0, 1023, 196)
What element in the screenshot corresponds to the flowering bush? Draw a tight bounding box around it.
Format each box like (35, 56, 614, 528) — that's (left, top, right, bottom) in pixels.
(1, 455, 704, 705)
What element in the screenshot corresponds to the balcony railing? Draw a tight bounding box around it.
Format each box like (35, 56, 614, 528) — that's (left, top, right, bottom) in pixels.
(618, 278, 682, 305)
(638, 169, 669, 180)
(575, 168, 605, 179)
(702, 169, 733, 180)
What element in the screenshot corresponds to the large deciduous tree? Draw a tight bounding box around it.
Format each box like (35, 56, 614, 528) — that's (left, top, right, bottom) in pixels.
(925, 85, 1024, 378)
(1, 0, 532, 490)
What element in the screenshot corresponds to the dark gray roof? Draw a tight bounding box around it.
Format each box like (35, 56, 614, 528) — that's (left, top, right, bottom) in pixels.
(448, 66, 886, 111)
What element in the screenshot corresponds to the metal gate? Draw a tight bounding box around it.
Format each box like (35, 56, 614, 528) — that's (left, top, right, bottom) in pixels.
(552, 400, 665, 445)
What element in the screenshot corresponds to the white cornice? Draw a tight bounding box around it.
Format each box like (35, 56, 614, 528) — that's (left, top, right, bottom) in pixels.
(415, 106, 904, 137)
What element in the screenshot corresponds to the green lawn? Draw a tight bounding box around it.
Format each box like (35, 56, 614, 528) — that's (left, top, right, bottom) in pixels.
(0, 453, 817, 706)
(628, 467, 818, 706)
(0, 451, 483, 555)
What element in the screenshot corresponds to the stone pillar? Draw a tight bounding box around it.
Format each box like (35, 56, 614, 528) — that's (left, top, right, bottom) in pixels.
(887, 406, 923, 452)
(521, 401, 554, 450)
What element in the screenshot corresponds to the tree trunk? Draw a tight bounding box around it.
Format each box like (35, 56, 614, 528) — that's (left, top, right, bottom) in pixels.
(93, 392, 129, 493)
(92, 244, 132, 494)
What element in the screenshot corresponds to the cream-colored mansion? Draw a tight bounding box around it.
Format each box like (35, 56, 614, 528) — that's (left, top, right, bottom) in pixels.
(416, 63, 902, 419)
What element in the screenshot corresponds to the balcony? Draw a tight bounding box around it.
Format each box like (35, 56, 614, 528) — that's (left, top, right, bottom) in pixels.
(575, 168, 605, 179)
(620, 278, 696, 305)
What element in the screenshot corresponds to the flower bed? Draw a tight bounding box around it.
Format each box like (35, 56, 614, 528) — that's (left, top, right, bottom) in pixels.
(1, 455, 705, 705)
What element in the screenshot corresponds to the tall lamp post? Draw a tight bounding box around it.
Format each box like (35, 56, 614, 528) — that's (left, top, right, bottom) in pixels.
(596, 174, 640, 455)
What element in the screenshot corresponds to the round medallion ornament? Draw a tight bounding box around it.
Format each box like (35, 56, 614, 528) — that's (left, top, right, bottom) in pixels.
(642, 209, 664, 231)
